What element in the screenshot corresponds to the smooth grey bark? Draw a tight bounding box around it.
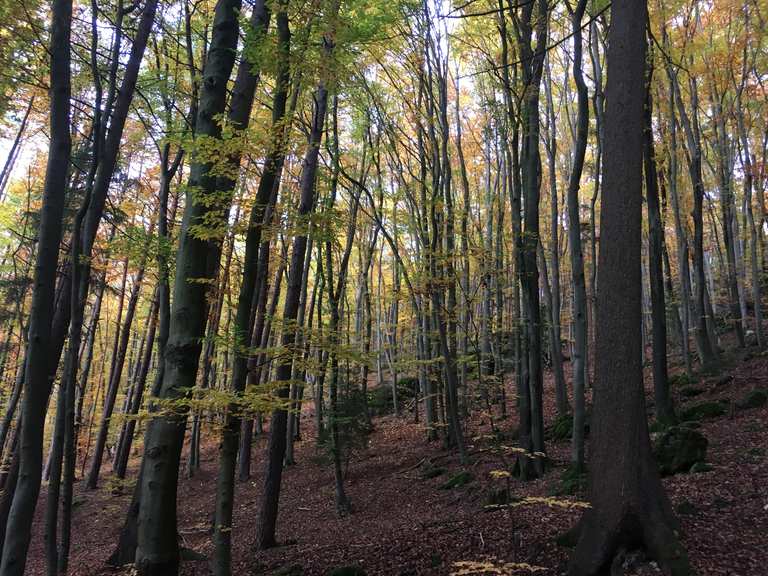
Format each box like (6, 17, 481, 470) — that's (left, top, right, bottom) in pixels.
(543, 57, 569, 417)
(455, 75, 472, 412)
(512, 0, 548, 478)
(422, 13, 465, 459)
(87, 235, 150, 488)
(662, 58, 694, 376)
(238, 240, 287, 479)
(644, 63, 675, 426)
(564, 0, 588, 472)
(323, 101, 358, 512)
(0, 97, 34, 200)
(669, 69, 719, 369)
(710, 86, 746, 347)
(47, 0, 159, 396)
(481, 131, 495, 390)
(187, 202, 238, 477)
(114, 291, 159, 479)
(0, 367, 22, 464)
(496, 0, 525, 439)
(287, 232, 318, 463)
(588, 19, 604, 364)
(255, 1, 340, 548)
(211, 2, 287, 570)
(734, 24, 763, 347)
(134, 0, 243, 570)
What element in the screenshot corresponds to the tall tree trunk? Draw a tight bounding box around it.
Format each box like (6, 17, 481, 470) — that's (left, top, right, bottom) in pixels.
(87, 240, 150, 488)
(568, 3, 689, 573)
(662, 63, 694, 376)
(564, 0, 589, 472)
(644, 61, 674, 426)
(543, 57, 569, 417)
(46, 0, 159, 407)
(0, 97, 34, 200)
(734, 27, 763, 347)
(107, 137, 182, 566)
(0, 0, 72, 570)
(513, 0, 548, 478)
(256, 2, 340, 547)
(588, 19, 604, 368)
(114, 291, 159, 479)
(134, 0, 243, 570)
(711, 87, 745, 347)
(669, 69, 719, 369)
(455, 75, 472, 414)
(211, 3, 289, 570)
(238, 241, 287, 479)
(323, 96, 361, 513)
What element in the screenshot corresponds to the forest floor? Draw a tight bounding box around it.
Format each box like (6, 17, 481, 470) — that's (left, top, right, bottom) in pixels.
(26, 342, 768, 576)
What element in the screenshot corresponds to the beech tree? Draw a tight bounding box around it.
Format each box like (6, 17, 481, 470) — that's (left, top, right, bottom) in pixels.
(0, 0, 72, 571)
(134, 0, 244, 570)
(568, 1, 689, 573)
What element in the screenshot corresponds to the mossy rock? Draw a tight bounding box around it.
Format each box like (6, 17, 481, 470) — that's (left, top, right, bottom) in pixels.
(654, 425, 708, 476)
(439, 471, 474, 490)
(273, 565, 304, 576)
(689, 461, 713, 474)
(669, 373, 696, 387)
(328, 567, 366, 576)
(675, 500, 696, 515)
(420, 465, 446, 480)
(737, 388, 768, 410)
(713, 374, 734, 387)
(680, 401, 726, 422)
(678, 420, 702, 430)
(679, 386, 705, 398)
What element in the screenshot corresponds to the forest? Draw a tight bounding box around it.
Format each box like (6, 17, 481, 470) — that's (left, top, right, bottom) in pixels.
(0, 0, 766, 573)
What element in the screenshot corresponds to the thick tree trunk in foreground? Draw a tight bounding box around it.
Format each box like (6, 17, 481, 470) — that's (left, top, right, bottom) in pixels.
(134, 0, 242, 571)
(0, 0, 72, 570)
(568, 3, 689, 574)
